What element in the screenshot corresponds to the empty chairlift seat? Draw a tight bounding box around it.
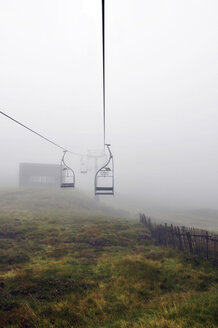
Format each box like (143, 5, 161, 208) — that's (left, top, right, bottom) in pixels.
(95, 144, 114, 195)
(60, 151, 75, 188)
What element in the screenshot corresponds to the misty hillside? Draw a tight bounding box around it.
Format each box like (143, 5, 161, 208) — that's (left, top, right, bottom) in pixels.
(0, 188, 129, 218)
(149, 208, 218, 232)
(1, 0, 218, 326)
(102, 194, 218, 232)
(0, 195, 217, 327)
(1, 188, 217, 232)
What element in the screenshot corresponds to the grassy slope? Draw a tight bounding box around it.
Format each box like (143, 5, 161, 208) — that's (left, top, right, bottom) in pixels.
(104, 194, 218, 232)
(150, 208, 218, 232)
(0, 189, 217, 328)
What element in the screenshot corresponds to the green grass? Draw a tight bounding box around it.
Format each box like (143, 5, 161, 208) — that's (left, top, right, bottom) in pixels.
(0, 189, 217, 328)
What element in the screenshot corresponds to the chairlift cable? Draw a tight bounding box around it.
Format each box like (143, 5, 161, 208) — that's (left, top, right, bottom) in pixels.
(0, 110, 80, 156)
(93, 1, 114, 195)
(102, 0, 106, 146)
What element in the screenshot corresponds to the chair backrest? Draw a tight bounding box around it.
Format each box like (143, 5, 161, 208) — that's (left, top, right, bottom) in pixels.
(95, 144, 114, 195)
(60, 151, 75, 189)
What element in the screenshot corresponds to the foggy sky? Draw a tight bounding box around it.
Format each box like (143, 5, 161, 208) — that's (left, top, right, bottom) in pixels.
(0, 0, 218, 209)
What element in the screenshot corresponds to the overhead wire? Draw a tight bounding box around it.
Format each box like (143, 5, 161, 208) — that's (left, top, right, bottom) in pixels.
(102, 0, 106, 146)
(0, 1, 109, 157)
(0, 110, 81, 156)
(1, 2, 114, 194)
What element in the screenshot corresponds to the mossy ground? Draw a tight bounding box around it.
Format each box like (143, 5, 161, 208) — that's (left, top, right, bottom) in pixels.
(0, 190, 217, 327)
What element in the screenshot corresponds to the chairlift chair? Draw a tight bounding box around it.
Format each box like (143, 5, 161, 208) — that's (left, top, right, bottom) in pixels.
(60, 151, 75, 188)
(95, 144, 114, 195)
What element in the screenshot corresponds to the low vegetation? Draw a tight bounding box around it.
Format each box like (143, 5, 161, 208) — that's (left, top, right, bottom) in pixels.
(0, 189, 217, 327)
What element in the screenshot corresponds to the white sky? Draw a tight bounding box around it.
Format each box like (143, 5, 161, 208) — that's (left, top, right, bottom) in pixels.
(0, 0, 218, 208)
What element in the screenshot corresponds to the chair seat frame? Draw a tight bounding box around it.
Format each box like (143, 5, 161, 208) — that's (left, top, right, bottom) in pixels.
(60, 151, 75, 188)
(95, 144, 114, 195)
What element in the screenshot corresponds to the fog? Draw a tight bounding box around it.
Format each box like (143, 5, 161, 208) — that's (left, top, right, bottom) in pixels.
(0, 0, 218, 213)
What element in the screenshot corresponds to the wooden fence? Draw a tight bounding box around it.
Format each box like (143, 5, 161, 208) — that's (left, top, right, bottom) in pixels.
(139, 213, 218, 265)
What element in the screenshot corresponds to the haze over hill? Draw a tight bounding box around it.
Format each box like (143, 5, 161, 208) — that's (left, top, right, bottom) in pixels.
(0, 1, 218, 327)
(103, 192, 218, 231)
(0, 188, 129, 219)
(0, 188, 217, 232)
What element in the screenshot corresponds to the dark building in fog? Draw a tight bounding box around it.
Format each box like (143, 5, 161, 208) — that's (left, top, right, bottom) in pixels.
(19, 163, 60, 188)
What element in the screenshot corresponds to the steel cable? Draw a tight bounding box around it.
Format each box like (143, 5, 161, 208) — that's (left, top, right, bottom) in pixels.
(0, 110, 81, 156)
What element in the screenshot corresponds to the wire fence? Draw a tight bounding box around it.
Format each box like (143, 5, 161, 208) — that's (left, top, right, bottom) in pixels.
(139, 213, 218, 265)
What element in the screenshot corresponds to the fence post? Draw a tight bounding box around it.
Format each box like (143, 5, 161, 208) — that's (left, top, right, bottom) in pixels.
(177, 226, 183, 251)
(187, 232, 193, 253)
(170, 224, 175, 248)
(206, 231, 209, 260)
(139, 214, 218, 265)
